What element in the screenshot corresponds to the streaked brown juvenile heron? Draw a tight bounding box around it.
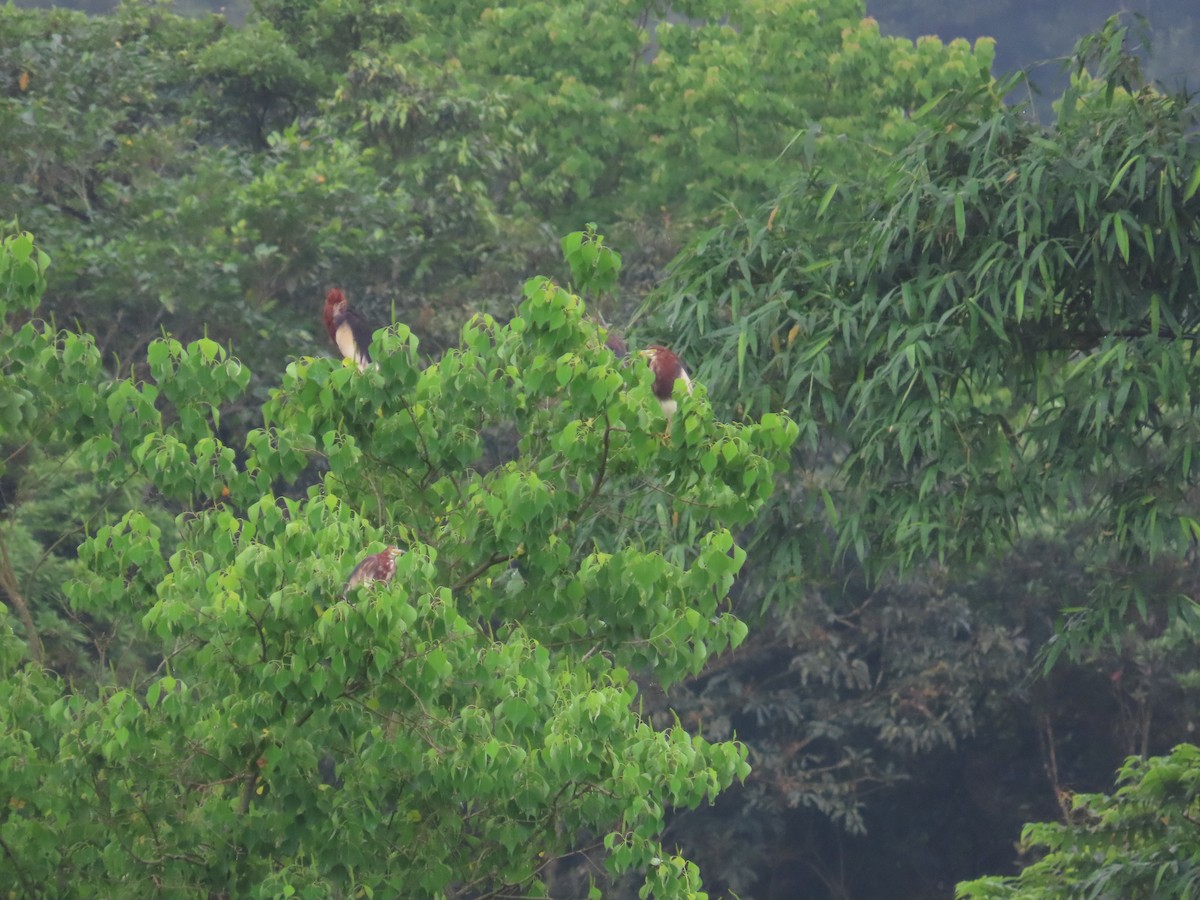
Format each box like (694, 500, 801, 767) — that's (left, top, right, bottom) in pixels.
(343, 546, 403, 597)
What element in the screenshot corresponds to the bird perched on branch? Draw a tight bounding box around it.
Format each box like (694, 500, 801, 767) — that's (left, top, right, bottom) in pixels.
(322, 287, 374, 372)
(343, 546, 403, 597)
(641, 345, 693, 418)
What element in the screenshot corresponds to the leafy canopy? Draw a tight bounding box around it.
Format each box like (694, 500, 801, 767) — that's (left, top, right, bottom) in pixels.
(958, 743, 1200, 900)
(657, 21, 1200, 618)
(0, 228, 796, 899)
(0, 0, 1002, 389)
(644, 19, 1200, 895)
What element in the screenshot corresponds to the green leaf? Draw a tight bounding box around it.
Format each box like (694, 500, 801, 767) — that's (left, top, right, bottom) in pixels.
(816, 182, 838, 218)
(1185, 162, 1200, 201)
(1112, 214, 1129, 262)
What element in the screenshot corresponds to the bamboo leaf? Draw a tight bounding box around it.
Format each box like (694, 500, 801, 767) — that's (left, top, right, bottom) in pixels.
(1112, 214, 1129, 262)
(1185, 162, 1200, 201)
(1106, 154, 1139, 198)
(816, 182, 838, 219)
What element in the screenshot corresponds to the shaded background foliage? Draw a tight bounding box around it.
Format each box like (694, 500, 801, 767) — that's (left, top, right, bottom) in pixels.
(650, 15, 1200, 896)
(4, 1, 1200, 898)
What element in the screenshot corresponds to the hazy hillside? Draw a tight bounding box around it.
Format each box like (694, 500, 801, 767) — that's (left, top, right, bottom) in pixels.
(870, 0, 1199, 112)
(14, 0, 1200, 97)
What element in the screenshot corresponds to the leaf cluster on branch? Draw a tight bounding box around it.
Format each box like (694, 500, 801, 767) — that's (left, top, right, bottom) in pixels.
(0, 229, 796, 898)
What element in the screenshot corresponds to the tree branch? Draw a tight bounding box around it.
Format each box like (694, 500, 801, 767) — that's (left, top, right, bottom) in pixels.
(452, 552, 512, 591)
(573, 411, 612, 524)
(0, 528, 42, 664)
(0, 833, 35, 899)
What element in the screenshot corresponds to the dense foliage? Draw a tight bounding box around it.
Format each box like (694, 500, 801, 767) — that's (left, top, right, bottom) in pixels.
(0, 0, 999, 374)
(663, 35, 1200, 575)
(959, 743, 1200, 899)
(0, 228, 796, 897)
(6, 1, 1200, 897)
(652, 16, 1200, 896)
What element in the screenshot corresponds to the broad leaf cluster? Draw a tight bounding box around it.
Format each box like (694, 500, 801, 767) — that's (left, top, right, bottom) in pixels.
(958, 743, 1200, 899)
(0, 230, 796, 898)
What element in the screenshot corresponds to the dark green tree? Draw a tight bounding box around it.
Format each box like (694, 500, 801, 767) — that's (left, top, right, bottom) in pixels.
(0, 0, 1001, 393)
(959, 743, 1200, 899)
(647, 16, 1200, 896)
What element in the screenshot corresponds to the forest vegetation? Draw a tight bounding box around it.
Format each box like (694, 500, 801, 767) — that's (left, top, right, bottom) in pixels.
(2, 1, 1200, 898)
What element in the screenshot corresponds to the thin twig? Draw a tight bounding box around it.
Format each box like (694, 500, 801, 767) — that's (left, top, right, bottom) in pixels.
(0, 528, 42, 663)
(0, 834, 35, 898)
(572, 412, 612, 524)
(452, 552, 512, 591)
